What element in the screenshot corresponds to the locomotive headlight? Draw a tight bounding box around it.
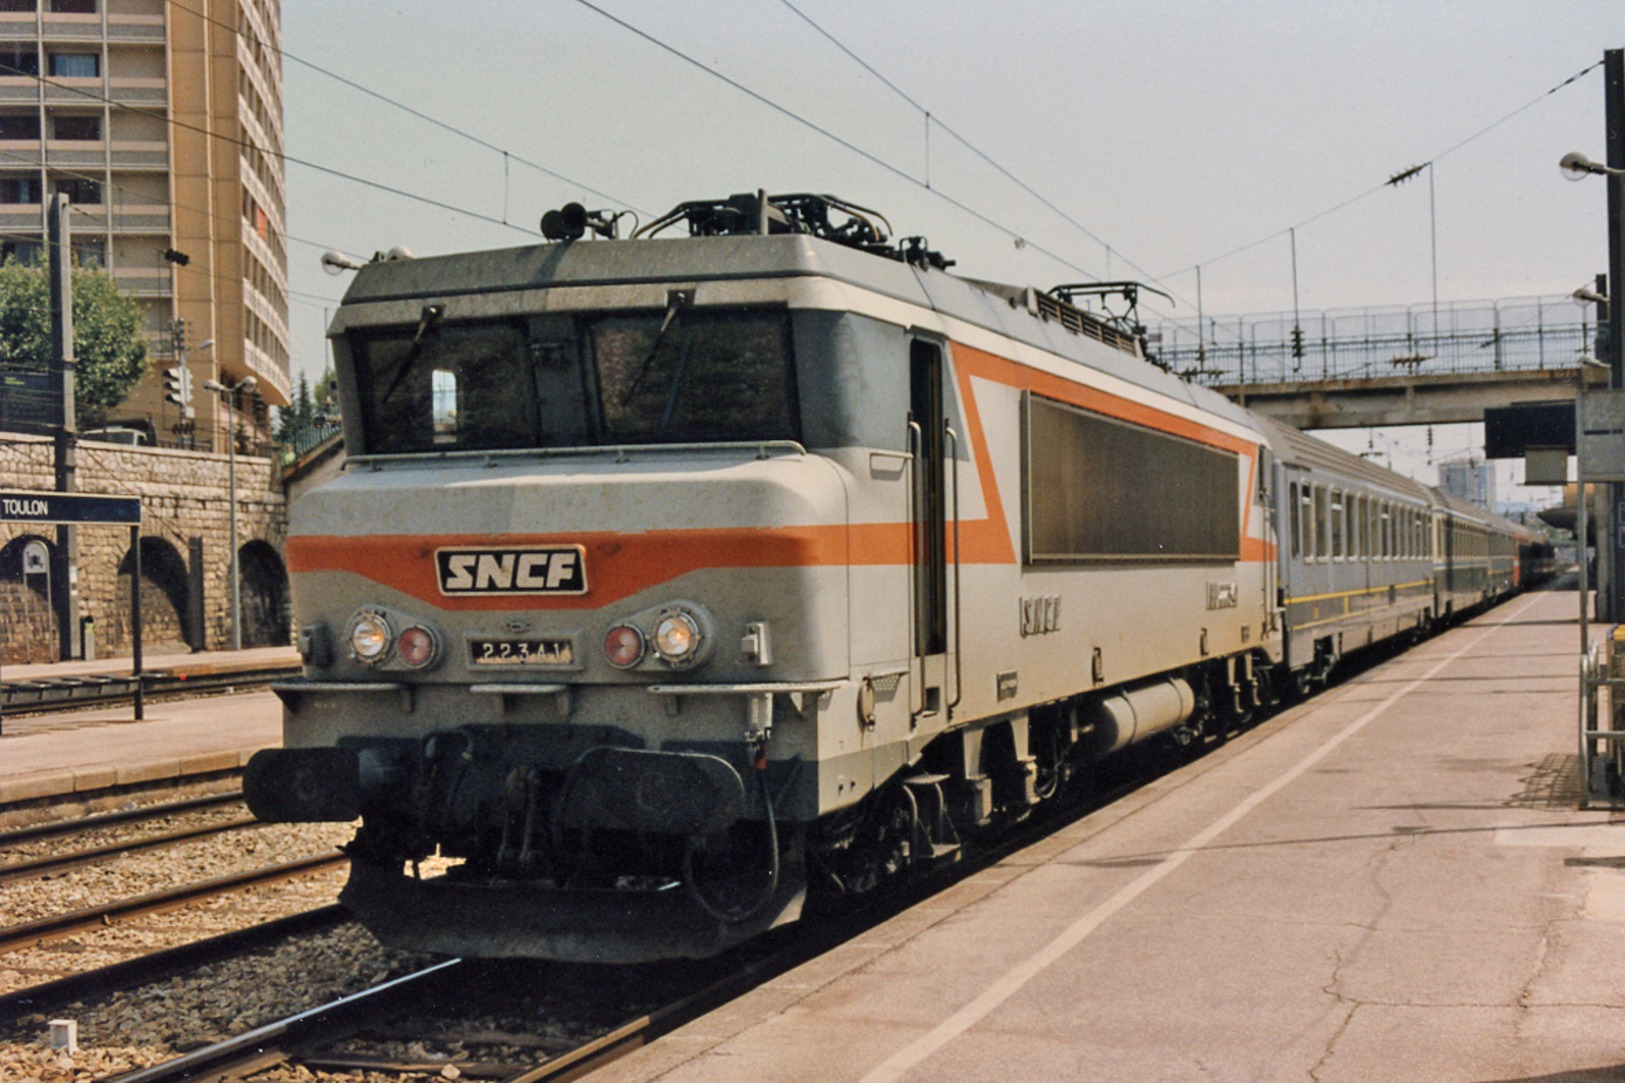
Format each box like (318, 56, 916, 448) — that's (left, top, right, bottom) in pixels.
(348, 612, 392, 664)
(653, 610, 702, 664)
(604, 624, 646, 668)
(396, 624, 440, 669)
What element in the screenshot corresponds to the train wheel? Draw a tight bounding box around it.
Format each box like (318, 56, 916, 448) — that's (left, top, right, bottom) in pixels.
(840, 787, 918, 896)
(1254, 667, 1280, 711)
(1289, 669, 1314, 701)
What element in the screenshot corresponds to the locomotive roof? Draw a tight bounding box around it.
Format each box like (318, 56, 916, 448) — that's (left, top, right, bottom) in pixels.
(336, 229, 1526, 532)
(336, 232, 1266, 442)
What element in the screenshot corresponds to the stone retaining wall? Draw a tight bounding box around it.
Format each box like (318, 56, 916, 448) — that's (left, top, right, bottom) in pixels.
(0, 431, 289, 663)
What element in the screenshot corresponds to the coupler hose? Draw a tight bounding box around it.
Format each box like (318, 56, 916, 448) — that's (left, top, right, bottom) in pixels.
(683, 742, 780, 924)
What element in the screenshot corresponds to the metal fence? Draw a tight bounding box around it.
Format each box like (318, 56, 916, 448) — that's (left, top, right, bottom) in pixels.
(278, 420, 343, 465)
(1149, 295, 1598, 387)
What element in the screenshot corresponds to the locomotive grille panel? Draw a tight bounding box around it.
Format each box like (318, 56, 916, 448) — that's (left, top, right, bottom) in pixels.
(1024, 394, 1240, 563)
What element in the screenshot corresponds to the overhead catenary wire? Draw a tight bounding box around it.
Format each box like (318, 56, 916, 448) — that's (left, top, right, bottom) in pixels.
(163, 0, 655, 219)
(568, 0, 1115, 289)
(0, 59, 547, 242)
(1159, 58, 1606, 286)
(772, 0, 1180, 303)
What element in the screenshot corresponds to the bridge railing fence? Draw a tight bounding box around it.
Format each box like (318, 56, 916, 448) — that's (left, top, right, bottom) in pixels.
(1149, 295, 1595, 387)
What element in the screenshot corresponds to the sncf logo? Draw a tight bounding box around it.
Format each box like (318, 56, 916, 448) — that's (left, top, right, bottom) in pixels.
(435, 546, 588, 596)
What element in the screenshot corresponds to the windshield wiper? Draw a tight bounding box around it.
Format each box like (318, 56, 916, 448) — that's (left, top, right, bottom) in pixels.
(619, 289, 693, 406)
(380, 304, 445, 403)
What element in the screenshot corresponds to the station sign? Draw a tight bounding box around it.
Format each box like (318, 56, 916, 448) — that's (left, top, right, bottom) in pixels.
(0, 489, 141, 525)
(1581, 390, 1625, 484)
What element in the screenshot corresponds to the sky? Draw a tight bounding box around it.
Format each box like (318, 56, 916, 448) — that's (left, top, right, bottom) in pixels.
(277, 1, 1624, 510)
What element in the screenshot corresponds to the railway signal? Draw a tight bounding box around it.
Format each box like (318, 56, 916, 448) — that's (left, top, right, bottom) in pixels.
(163, 363, 193, 418)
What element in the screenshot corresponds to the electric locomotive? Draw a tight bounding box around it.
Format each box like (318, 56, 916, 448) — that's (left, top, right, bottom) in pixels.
(246, 192, 1535, 962)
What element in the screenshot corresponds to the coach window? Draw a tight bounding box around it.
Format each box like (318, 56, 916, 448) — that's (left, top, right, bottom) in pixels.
(1356, 496, 1368, 558)
(1289, 482, 1301, 557)
(1310, 485, 1325, 560)
(1330, 489, 1344, 559)
(1300, 485, 1314, 558)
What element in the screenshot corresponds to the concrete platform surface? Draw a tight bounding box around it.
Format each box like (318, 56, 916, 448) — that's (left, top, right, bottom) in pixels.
(1, 644, 299, 683)
(0, 689, 283, 805)
(597, 588, 1625, 1082)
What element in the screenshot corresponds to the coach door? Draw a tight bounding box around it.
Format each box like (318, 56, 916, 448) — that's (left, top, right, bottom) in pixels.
(910, 339, 950, 720)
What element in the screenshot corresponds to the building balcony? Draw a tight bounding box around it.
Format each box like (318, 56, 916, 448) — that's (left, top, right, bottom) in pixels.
(106, 78, 164, 107)
(0, 205, 42, 231)
(109, 202, 168, 232)
(0, 14, 35, 42)
(242, 336, 290, 405)
(38, 14, 101, 42)
(111, 266, 168, 296)
(108, 139, 165, 169)
(43, 140, 104, 168)
(0, 140, 41, 168)
(0, 78, 39, 103)
(42, 77, 102, 105)
(104, 15, 166, 44)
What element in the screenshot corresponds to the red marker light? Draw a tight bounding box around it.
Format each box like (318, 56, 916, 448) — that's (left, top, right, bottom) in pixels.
(604, 624, 645, 668)
(397, 625, 437, 668)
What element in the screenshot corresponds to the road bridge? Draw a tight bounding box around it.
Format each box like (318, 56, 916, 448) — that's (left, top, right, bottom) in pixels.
(1149, 294, 1599, 428)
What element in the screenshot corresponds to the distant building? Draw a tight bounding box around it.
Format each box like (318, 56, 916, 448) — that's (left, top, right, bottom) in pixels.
(0, 0, 288, 447)
(1438, 456, 1495, 510)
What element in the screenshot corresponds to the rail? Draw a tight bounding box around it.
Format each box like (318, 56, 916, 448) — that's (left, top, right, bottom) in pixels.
(0, 851, 346, 954)
(0, 661, 300, 715)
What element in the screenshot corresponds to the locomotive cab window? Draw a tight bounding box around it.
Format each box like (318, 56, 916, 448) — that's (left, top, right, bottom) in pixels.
(353, 319, 536, 454)
(349, 309, 797, 454)
(590, 309, 798, 445)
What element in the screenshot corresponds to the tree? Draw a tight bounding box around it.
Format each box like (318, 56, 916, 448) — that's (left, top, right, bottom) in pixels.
(274, 373, 315, 442)
(0, 257, 149, 427)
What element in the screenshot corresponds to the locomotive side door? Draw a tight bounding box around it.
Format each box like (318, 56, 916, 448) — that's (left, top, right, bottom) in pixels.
(910, 339, 950, 721)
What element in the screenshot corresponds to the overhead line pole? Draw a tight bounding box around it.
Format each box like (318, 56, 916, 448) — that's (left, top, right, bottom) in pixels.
(1605, 48, 1624, 623)
(48, 193, 80, 662)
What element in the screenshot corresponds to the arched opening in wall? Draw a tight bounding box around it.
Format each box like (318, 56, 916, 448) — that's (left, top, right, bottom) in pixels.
(238, 540, 290, 647)
(111, 537, 192, 655)
(0, 534, 58, 664)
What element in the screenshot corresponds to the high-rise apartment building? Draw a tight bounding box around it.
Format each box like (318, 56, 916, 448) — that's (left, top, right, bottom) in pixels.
(1438, 456, 1496, 512)
(0, 0, 288, 446)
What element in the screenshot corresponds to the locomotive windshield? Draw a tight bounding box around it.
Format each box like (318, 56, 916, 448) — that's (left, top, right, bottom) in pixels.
(350, 309, 799, 454)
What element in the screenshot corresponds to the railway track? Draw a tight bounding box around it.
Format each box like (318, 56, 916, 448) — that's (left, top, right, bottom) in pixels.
(0, 791, 246, 850)
(0, 904, 347, 1021)
(103, 743, 1175, 1083)
(0, 796, 256, 884)
(0, 851, 347, 956)
(72, 647, 1408, 1083)
(0, 662, 300, 716)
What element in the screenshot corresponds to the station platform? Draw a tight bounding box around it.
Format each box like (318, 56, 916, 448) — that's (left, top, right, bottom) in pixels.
(0, 644, 298, 685)
(0, 647, 290, 810)
(598, 587, 1625, 1083)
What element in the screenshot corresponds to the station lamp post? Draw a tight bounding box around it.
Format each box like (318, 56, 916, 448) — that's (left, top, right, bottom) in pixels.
(202, 374, 257, 651)
(1559, 48, 1625, 620)
(1575, 354, 1611, 652)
